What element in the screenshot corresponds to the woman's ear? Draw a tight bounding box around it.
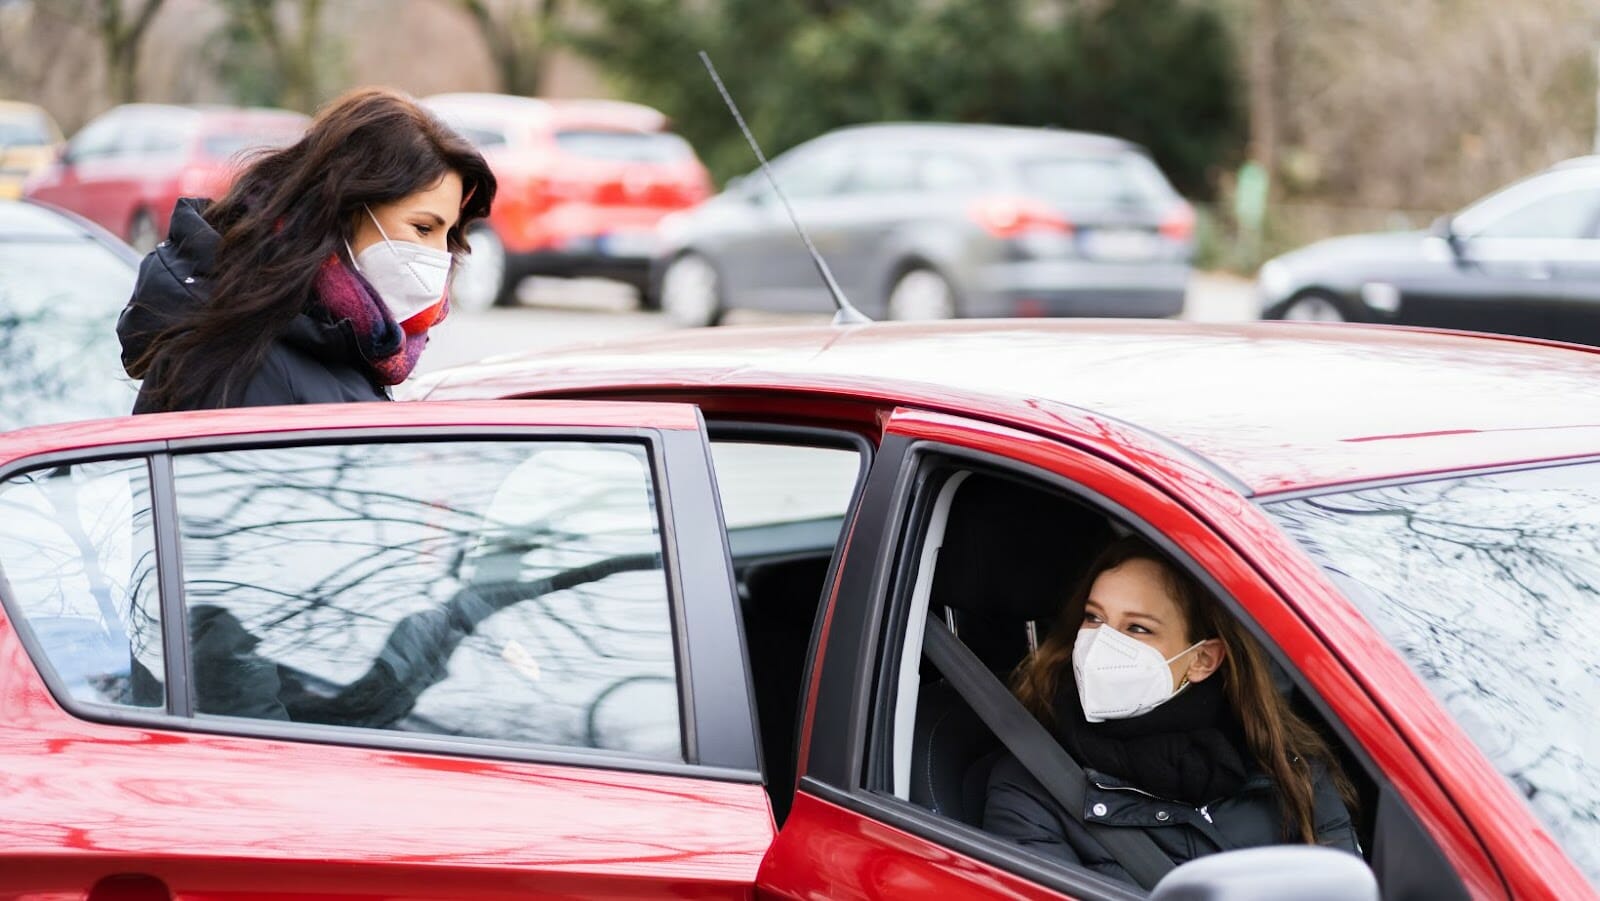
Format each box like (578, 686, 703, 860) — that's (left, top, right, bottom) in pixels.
(1184, 638, 1227, 684)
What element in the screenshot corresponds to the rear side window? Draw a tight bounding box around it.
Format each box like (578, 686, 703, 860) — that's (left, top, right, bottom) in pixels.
(171, 440, 682, 759)
(0, 458, 164, 709)
(555, 130, 694, 163)
(201, 127, 302, 161)
(1018, 152, 1176, 208)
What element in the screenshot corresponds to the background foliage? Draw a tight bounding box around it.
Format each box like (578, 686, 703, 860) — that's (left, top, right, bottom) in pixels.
(568, 0, 1244, 195)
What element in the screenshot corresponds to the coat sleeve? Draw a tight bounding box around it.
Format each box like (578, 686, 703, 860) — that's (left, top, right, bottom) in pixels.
(983, 753, 1088, 865)
(1310, 763, 1362, 855)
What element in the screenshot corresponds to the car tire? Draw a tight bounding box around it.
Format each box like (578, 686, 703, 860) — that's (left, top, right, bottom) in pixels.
(127, 210, 158, 255)
(886, 266, 958, 321)
(1271, 290, 1351, 323)
(660, 252, 723, 327)
(452, 225, 514, 313)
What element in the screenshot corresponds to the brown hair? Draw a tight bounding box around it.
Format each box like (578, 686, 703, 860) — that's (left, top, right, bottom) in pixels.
(133, 87, 496, 410)
(1012, 534, 1355, 843)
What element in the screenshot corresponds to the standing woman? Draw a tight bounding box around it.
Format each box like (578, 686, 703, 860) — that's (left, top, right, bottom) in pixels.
(984, 535, 1360, 886)
(118, 87, 496, 412)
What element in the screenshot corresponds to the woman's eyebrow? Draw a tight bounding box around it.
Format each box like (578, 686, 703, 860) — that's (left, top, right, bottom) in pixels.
(412, 211, 448, 227)
(1126, 611, 1165, 625)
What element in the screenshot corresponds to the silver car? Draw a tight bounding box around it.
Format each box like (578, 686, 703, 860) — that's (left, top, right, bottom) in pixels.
(651, 123, 1194, 325)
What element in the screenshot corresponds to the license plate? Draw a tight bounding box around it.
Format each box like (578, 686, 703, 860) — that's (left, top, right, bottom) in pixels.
(1082, 229, 1160, 261)
(600, 230, 660, 258)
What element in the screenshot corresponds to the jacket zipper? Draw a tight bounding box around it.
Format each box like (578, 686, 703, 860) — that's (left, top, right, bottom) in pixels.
(1092, 779, 1217, 825)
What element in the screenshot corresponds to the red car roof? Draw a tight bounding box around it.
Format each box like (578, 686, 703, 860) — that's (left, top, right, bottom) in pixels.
(418, 319, 1600, 495)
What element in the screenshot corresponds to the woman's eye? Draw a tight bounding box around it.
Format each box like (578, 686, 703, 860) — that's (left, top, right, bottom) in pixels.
(415, 225, 433, 236)
(1127, 624, 1151, 635)
(1083, 612, 1102, 624)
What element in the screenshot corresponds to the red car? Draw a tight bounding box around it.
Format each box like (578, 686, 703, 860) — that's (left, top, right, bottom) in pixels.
(423, 93, 713, 312)
(0, 320, 1594, 899)
(23, 103, 308, 252)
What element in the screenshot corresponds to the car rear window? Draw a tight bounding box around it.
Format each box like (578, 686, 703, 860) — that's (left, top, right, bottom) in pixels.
(555, 130, 694, 163)
(1018, 152, 1176, 208)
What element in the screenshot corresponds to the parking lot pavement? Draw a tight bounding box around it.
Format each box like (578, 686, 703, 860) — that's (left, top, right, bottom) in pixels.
(414, 271, 1262, 376)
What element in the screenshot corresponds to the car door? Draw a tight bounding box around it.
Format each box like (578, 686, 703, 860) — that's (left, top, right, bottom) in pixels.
(719, 141, 856, 313)
(1403, 171, 1600, 343)
(0, 400, 772, 898)
(753, 407, 1497, 900)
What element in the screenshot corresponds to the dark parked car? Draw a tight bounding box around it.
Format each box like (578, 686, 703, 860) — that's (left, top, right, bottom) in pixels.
(0, 199, 138, 428)
(1259, 156, 1600, 342)
(24, 103, 308, 252)
(652, 123, 1195, 325)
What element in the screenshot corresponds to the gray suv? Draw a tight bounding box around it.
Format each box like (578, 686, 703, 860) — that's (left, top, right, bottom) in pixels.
(650, 123, 1194, 325)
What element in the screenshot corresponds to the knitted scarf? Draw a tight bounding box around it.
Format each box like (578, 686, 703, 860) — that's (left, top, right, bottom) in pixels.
(1052, 671, 1252, 806)
(311, 254, 443, 386)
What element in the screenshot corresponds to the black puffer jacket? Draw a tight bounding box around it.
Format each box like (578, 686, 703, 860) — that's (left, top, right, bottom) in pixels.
(117, 198, 389, 413)
(983, 755, 1360, 886)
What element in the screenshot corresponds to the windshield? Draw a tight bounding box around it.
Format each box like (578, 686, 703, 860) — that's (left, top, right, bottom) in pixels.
(554, 130, 693, 164)
(0, 238, 139, 428)
(0, 115, 52, 147)
(1264, 463, 1600, 885)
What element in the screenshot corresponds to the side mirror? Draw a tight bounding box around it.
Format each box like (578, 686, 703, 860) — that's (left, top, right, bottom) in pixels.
(1150, 846, 1377, 901)
(1429, 214, 1463, 257)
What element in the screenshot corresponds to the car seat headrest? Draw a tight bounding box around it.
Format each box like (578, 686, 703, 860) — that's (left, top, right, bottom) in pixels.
(929, 473, 1112, 624)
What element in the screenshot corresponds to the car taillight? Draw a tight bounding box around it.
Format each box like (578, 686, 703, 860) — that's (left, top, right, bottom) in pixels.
(969, 196, 1073, 238)
(1159, 202, 1195, 242)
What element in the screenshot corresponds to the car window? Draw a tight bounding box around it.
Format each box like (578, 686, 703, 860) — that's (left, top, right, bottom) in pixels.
(709, 441, 860, 530)
(1265, 464, 1600, 885)
(767, 143, 853, 199)
(555, 130, 693, 163)
(1470, 186, 1600, 239)
(0, 235, 140, 428)
(844, 150, 920, 194)
(1018, 152, 1176, 209)
(171, 440, 682, 760)
(201, 126, 302, 162)
(66, 117, 124, 161)
(0, 458, 164, 710)
(920, 153, 985, 191)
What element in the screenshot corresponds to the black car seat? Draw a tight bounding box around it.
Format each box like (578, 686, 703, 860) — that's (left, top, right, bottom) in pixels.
(909, 473, 1112, 825)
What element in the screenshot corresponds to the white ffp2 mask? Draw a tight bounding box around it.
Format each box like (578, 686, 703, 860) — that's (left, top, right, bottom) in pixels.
(1071, 626, 1204, 723)
(347, 206, 451, 332)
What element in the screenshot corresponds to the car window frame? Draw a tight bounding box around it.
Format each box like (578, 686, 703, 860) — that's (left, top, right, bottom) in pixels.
(793, 411, 1476, 900)
(0, 422, 762, 784)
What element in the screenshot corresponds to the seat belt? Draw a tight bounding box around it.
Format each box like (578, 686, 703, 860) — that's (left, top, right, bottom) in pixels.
(922, 612, 1175, 890)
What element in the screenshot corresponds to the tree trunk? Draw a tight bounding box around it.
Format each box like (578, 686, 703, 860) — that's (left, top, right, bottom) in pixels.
(1246, 0, 1282, 178)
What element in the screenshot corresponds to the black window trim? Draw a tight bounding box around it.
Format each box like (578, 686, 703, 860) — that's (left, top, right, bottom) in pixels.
(804, 436, 1471, 897)
(0, 426, 763, 785)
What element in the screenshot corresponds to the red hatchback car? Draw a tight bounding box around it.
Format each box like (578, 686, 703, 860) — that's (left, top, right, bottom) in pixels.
(0, 320, 1594, 899)
(23, 104, 308, 252)
(423, 93, 713, 312)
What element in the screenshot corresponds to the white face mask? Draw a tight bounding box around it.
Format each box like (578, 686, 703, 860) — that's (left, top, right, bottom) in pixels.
(346, 206, 452, 329)
(1072, 626, 1205, 723)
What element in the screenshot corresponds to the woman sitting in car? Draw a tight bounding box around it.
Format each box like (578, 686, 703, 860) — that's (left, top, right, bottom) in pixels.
(984, 535, 1359, 884)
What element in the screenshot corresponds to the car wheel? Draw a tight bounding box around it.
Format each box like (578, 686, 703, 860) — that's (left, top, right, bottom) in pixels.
(127, 210, 158, 255)
(452, 225, 512, 313)
(660, 252, 722, 327)
(1275, 290, 1348, 322)
(887, 266, 957, 320)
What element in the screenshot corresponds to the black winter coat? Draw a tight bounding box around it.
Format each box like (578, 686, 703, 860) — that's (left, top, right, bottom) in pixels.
(982, 755, 1360, 886)
(117, 198, 389, 413)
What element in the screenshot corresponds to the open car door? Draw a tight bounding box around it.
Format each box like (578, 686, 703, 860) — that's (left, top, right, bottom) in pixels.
(0, 400, 773, 898)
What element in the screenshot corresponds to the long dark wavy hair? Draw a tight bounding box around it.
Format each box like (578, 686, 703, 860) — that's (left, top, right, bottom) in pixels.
(133, 87, 496, 410)
(1012, 535, 1357, 843)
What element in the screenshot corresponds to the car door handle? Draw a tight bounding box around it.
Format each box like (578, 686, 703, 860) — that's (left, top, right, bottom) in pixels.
(88, 874, 172, 901)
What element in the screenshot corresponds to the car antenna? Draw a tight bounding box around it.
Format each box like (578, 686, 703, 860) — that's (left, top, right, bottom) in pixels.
(698, 51, 871, 325)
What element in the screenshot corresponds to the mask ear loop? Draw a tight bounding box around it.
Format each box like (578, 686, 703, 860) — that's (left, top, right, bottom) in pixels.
(365, 204, 436, 295)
